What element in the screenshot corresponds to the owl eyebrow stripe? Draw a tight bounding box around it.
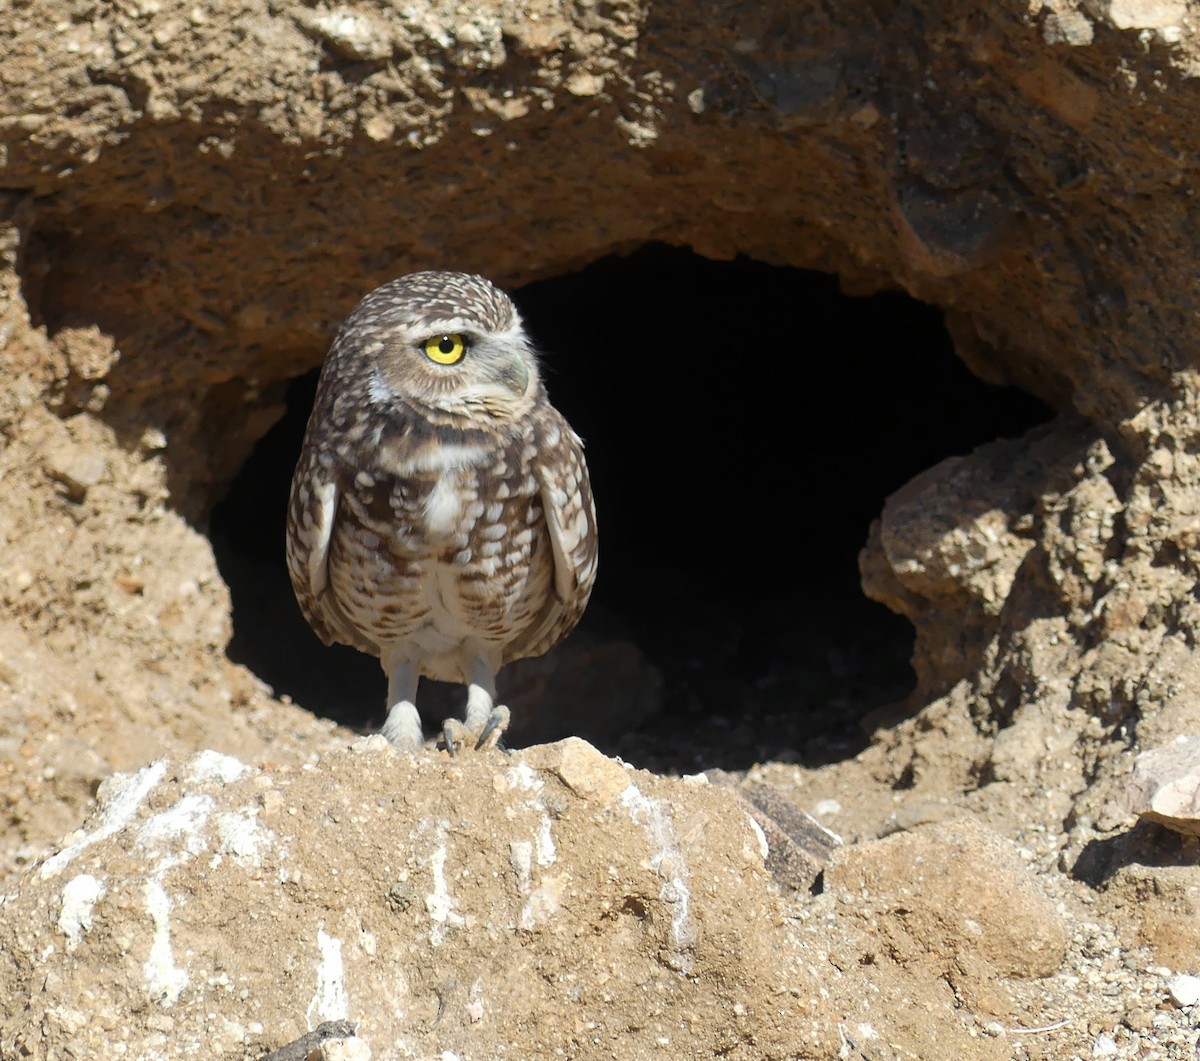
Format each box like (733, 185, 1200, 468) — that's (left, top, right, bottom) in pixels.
(417, 329, 476, 345)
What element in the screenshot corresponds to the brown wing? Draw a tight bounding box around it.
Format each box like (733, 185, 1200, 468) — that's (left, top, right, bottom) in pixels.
(504, 406, 598, 663)
(284, 446, 378, 655)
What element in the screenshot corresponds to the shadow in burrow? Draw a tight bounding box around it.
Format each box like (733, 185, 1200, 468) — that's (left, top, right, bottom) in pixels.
(208, 244, 1053, 774)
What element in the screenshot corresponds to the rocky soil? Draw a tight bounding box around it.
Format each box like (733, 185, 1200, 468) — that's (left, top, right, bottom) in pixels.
(4, 0, 1200, 1057)
(1, 737, 1194, 1061)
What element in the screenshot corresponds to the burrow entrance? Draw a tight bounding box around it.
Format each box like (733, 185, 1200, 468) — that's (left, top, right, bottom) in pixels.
(210, 245, 1050, 772)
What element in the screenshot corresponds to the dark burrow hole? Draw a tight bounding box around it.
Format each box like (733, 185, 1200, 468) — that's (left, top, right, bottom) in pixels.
(209, 244, 1051, 772)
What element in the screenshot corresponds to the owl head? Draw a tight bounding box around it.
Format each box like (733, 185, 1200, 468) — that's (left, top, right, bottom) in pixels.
(329, 271, 541, 420)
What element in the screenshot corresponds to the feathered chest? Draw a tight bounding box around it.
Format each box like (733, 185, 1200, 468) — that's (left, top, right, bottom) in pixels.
(287, 384, 595, 671)
(315, 413, 556, 663)
(338, 419, 544, 556)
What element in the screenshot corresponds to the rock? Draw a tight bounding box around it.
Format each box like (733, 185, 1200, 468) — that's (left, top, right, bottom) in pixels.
(0, 743, 808, 1060)
(1168, 973, 1200, 1008)
(321, 1040, 371, 1061)
(54, 326, 120, 381)
(1085, 0, 1187, 30)
(41, 438, 106, 501)
(293, 9, 394, 61)
(1043, 10, 1096, 45)
(825, 818, 1069, 1011)
(322, 1040, 371, 1061)
(520, 735, 631, 805)
(260, 1020, 361, 1061)
(1126, 734, 1200, 835)
(1104, 863, 1200, 970)
(860, 431, 1070, 694)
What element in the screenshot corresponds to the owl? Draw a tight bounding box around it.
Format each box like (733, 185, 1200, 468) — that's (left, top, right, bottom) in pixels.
(285, 271, 598, 753)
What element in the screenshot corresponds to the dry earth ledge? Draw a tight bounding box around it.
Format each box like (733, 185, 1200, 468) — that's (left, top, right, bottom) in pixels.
(2, 738, 1077, 1061)
(4, 0, 1200, 1057)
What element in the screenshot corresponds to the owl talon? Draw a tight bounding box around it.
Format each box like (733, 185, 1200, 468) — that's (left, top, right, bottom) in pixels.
(440, 718, 469, 757)
(475, 705, 511, 750)
(438, 708, 509, 755)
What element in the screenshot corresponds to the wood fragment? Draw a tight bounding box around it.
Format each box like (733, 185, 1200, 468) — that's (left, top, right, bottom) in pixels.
(706, 769, 841, 890)
(259, 1020, 357, 1061)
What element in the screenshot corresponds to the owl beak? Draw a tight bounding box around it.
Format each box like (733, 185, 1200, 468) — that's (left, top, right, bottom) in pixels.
(493, 355, 530, 395)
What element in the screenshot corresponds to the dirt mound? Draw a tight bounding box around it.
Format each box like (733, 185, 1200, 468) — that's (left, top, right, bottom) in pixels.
(0, 738, 1118, 1060)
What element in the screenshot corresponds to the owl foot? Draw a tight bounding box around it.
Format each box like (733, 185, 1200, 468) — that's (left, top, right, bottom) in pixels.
(440, 706, 510, 756)
(476, 705, 510, 749)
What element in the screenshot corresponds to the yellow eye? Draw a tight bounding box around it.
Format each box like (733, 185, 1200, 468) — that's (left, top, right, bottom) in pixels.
(423, 333, 466, 365)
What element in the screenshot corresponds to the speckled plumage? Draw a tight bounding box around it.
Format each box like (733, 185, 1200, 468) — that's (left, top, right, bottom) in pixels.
(285, 271, 597, 751)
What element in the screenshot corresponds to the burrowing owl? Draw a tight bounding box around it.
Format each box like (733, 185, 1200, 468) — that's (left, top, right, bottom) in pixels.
(285, 271, 598, 752)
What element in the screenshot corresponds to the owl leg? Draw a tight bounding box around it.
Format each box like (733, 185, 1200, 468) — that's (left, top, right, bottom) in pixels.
(380, 653, 422, 750)
(441, 651, 509, 754)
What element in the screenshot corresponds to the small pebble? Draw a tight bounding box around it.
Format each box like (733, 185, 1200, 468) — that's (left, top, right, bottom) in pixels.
(140, 427, 168, 450)
(1168, 973, 1200, 1007)
(1122, 1007, 1153, 1031)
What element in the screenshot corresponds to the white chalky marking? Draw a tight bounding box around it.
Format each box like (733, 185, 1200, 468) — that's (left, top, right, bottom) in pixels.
(507, 763, 557, 865)
(518, 879, 562, 932)
(620, 784, 694, 972)
(58, 874, 105, 949)
(307, 928, 349, 1027)
(39, 760, 168, 878)
(42, 751, 280, 1011)
(509, 841, 533, 893)
(143, 879, 188, 1005)
(507, 762, 540, 790)
(504, 764, 559, 937)
(425, 825, 463, 946)
(185, 749, 247, 785)
(746, 816, 770, 862)
(215, 808, 272, 866)
(535, 816, 557, 867)
(138, 795, 215, 858)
